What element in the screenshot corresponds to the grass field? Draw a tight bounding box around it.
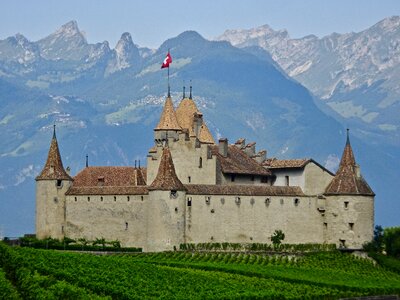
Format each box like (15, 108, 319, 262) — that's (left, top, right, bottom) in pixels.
(1, 242, 399, 299)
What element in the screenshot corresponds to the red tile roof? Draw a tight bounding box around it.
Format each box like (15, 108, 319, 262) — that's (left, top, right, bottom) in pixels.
(66, 166, 147, 195)
(154, 97, 182, 131)
(185, 184, 304, 196)
(263, 158, 310, 169)
(211, 145, 271, 176)
(325, 135, 374, 196)
(36, 129, 73, 181)
(149, 147, 186, 191)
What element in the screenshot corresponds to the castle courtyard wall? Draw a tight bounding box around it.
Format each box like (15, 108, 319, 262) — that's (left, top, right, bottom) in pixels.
(64, 194, 148, 248)
(185, 194, 324, 245)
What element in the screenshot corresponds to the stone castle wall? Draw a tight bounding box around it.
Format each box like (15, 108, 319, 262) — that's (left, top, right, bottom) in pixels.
(36, 179, 72, 239)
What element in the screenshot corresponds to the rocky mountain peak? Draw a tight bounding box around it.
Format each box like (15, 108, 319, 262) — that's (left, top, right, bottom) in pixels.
(55, 20, 82, 38)
(115, 32, 135, 55)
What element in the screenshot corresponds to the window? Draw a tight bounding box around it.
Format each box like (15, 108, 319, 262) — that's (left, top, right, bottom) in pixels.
(285, 176, 289, 186)
(265, 198, 271, 206)
(187, 197, 192, 207)
(205, 196, 211, 205)
(231, 175, 236, 182)
(87, 197, 90, 202)
(125, 222, 128, 230)
(294, 198, 300, 206)
(323, 223, 328, 229)
(235, 197, 241, 205)
(127, 196, 130, 202)
(344, 201, 349, 209)
(175, 207, 178, 213)
(349, 223, 354, 230)
(56, 179, 62, 188)
(74, 197, 77, 202)
(170, 190, 177, 198)
(97, 177, 104, 186)
(280, 199, 284, 205)
(220, 198, 225, 205)
(339, 239, 346, 248)
(53, 197, 58, 203)
(250, 198, 255, 205)
(100, 196, 103, 202)
(141, 196, 144, 201)
(114, 196, 117, 201)
(188, 176, 191, 183)
(61, 226, 64, 234)
(211, 209, 215, 213)
(199, 157, 203, 168)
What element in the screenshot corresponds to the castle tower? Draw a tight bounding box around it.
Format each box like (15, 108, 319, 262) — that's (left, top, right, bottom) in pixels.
(35, 125, 73, 239)
(154, 96, 182, 143)
(175, 86, 215, 144)
(324, 130, 375, 249)
(146, 147, 186, 252)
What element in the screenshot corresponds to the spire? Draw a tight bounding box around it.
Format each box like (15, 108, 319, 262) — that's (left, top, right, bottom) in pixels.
(149, 147, 185, 191)
(182, 85, 186, 99)
(86, 154, 89, 168)
(36, 126, 72, 181)
(154, 96, 181, 131)
(325, 130, 374, 195)
(189, 83, 192, 99)
(175, 92, 215, 144)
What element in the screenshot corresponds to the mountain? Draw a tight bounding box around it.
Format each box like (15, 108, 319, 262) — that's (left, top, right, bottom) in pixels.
(217, 16, 400, 147)
(0, 21, 398, 237)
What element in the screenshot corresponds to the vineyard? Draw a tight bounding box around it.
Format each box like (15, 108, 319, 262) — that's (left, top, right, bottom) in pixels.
(1, 242, 400, 299)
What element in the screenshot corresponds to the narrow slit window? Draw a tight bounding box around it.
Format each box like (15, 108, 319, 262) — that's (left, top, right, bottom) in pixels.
(199, 157, 203, 168)
(187, 197, 192, 207)
(188, 176, 191, 183)
(349, 223, 354, 230)
(344, 201, 349, 209)
(125, 222, 128, 230)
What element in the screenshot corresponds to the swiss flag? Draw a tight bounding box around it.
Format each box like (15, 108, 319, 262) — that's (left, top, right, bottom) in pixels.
(161, 52, 172, 68)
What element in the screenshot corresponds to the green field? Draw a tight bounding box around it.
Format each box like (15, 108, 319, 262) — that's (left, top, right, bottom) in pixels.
(1, 242, 400, 299)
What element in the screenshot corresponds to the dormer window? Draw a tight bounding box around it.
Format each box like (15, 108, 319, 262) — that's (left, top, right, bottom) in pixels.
(97, 176, 105, 186)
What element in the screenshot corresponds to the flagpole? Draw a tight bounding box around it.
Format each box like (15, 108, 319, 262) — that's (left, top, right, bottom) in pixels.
(167, 48, 170, 97)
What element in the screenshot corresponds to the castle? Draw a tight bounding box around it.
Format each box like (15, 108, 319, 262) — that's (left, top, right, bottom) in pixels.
(35, 87, 375, 252)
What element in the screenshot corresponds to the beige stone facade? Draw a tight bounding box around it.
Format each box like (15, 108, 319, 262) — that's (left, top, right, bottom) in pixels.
(36, 95, 375, 252)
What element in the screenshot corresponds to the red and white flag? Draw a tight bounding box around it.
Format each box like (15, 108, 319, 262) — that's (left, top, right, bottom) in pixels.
(161, 52, 172, 68)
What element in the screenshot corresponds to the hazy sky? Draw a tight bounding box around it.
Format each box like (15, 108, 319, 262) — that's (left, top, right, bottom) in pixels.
(1, 0, 400, 48)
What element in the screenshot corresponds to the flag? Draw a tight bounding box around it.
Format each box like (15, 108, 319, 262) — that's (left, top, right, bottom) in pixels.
(161, 52, 172, 69)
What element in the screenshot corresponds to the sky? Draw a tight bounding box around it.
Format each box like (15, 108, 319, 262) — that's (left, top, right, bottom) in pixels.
(1, 0, 400, 48)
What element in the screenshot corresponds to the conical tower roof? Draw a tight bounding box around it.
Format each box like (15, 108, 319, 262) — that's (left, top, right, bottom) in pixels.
(154, 97, 181, 131)
(36, 126, 72, 181)
(175, 97, 215, 144)
(325, 130, 374, 195)
(149, 147, 185, 191)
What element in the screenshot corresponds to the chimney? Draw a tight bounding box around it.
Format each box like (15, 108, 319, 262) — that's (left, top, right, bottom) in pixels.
(219, 138, 228, 157)
(254, 150, 267, 164)
(235, 138, 245, 149)
(354, 164, 361, 178)
(192, 112, 203, 138)
(244, 142, 256, 157)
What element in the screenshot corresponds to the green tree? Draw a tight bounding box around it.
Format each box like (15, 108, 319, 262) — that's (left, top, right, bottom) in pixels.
(271, 230, 285, 246)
